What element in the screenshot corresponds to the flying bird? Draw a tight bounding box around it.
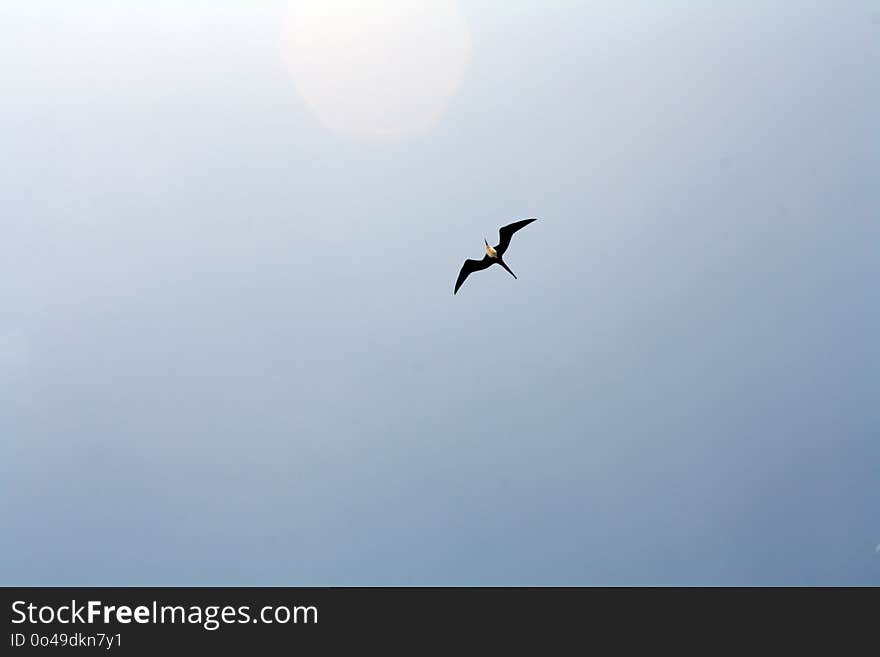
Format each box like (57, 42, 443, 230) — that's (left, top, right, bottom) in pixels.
(454, 218, 537, 294)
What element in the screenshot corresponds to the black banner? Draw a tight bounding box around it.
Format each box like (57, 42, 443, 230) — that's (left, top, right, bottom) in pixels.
(0, 587, 866, 652)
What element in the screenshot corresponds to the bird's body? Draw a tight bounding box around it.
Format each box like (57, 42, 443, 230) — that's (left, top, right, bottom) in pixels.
(454, 218, 537, 294)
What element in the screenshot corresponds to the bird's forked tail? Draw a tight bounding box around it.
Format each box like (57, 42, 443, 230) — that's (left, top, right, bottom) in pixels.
(498, 259, 517, 279)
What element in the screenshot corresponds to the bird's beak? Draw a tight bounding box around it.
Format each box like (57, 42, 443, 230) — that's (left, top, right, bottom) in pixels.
(484, 238, 489, 246)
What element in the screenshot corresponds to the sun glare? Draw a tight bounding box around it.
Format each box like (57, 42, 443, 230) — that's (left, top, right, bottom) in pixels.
(280, 0, 471, 139)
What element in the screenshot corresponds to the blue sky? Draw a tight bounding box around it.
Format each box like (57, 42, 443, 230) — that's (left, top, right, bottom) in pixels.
(1, 1, 878, 585)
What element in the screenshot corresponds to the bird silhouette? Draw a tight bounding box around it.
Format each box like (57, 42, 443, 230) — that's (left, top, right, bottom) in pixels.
(454, 218, 537, 294)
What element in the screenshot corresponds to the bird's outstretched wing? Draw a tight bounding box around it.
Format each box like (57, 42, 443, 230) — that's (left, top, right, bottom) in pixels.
(454, 255, 494, 294)
(495, 218, 537, 256)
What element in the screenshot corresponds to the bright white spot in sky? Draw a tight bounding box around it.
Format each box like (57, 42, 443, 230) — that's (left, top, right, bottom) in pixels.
(280, 0, 471, 139)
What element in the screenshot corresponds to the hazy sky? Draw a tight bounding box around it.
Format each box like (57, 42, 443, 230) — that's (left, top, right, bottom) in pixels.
(2, 1, 878, 585)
